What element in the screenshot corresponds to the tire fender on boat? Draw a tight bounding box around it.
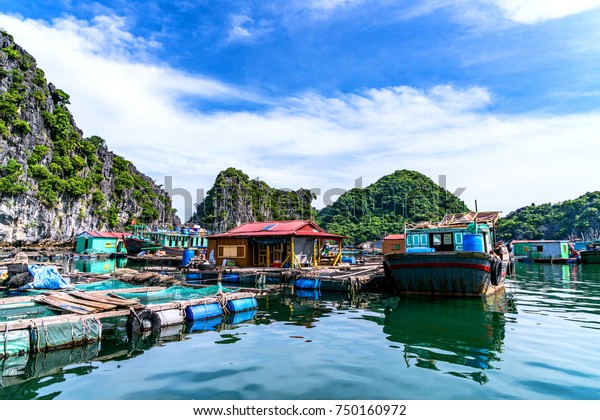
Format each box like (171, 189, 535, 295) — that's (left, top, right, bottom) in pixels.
(490, 258, 502, 286)
(126, 308, 162, 336)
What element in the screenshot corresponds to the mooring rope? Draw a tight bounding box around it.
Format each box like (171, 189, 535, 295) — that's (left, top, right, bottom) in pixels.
(216, 294, 231, 315)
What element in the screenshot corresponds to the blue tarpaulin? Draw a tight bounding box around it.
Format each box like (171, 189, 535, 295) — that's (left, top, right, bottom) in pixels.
(19, 265, 72, 290)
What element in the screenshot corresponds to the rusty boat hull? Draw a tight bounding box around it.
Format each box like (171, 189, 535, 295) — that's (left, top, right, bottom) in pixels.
(383, 251, 506, 297)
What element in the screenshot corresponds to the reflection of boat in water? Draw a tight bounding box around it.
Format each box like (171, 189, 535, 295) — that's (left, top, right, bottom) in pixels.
(364, 295, 510, 384)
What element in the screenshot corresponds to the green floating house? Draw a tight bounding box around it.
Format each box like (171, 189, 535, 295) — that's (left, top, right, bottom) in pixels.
(75, 231, 127, 255)
(511, 240, 570, 262)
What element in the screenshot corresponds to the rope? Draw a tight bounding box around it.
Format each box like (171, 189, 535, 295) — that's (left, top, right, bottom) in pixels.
(130, 307, 142, 322)
(216, 293, 231, 315)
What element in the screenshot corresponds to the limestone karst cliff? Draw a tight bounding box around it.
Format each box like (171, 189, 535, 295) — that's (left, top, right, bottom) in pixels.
(0, 30, 175, 245)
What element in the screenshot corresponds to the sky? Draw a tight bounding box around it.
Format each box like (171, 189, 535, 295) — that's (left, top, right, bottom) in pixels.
(0, 1, 599, 222)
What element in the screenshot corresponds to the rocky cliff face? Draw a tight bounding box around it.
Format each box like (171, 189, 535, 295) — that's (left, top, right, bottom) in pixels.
(0, 31, 176, 245)
(191, 167, 315, 233)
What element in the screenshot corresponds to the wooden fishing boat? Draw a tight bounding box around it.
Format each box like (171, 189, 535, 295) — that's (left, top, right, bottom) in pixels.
(580, 243, 600, 264)
(383, 211, 509, 297)
(124, 225, 208, 257)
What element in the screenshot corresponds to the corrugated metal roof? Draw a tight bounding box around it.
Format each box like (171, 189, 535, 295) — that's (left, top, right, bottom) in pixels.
(78, 231, 127, 239)
(208, 220, 346, 240)
(439, 211, 501, 226)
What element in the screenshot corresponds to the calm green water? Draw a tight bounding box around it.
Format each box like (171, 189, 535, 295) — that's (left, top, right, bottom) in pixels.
(1, 262, 600, 400)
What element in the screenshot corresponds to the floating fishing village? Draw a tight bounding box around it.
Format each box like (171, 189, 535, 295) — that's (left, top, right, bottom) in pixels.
(4, 207, 598, 366)
(2, 15, 600, 407)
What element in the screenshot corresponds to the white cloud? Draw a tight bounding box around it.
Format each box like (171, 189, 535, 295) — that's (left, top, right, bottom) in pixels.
(306, 0, 367, 11)
(492, 0, 600, 24)
(1, 13, 598, 222)
(405, 0, 600, 27)
(225, 14, 272, 44)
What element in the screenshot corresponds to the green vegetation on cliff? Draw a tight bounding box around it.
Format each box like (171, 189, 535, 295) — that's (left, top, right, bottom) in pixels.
(497, 192, 600, 241)
(191, 167, 315, 233)
(0, 30, 173, 241)
(316, 170, 469, 244)
(192, 168, 468, 243)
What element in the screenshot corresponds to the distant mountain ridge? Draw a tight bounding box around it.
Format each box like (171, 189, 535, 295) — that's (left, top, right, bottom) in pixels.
(190, 167, 315, 234)
(0, 30, 176, 245)
(315, 170, 470, 243)
(496, 192, 600, 241)
(192, 168, 470, 243)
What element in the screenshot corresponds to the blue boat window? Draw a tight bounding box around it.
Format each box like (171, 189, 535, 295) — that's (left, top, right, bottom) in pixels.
(410, 234, 420, 245)
(260, 223, 278, 231)
(420, 234, 428, 246)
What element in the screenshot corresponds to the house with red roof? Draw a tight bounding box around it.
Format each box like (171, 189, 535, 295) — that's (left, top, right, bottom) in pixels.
(206, 220, 345, 268)
(75, 231, 127, 254)
(382, 234, 405, 255)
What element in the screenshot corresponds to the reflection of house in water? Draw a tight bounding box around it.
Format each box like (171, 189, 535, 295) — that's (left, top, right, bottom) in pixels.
(369, 296, 509, 384)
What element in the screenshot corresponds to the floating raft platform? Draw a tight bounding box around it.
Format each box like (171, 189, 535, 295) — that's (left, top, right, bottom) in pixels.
(1, 285, 258, 359)
(164, 263, 386, 292)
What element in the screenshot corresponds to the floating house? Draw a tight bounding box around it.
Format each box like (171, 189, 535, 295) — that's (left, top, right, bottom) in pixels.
(511, 240, 570, 262)
(206, 220, 346, 268)
(75, 231, 127, 255)
(382, 234, 405, 255)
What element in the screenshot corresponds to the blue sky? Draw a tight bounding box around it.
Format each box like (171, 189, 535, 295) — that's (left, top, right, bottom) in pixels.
(1, 1, 600, 221)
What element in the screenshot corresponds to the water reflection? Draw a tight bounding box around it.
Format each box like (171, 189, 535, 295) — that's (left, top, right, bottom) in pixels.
(0, 307, 261, 398)
(511, 262, 600, 330)
(64, 258, 128, 274)
(362, 294, 512, 385)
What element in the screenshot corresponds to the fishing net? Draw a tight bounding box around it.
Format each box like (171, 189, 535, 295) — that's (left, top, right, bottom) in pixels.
(74, 279, 138, 291)
(0, 303, 59, 323)
(113, 284, 239, 305)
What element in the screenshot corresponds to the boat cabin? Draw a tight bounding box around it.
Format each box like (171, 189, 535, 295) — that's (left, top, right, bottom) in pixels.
(404, 211, 501, 253)
(206, 220, 345, 268)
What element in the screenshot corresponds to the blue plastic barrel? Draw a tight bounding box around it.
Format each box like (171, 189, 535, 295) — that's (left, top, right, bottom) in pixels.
(226, 310, 257, 325)
(182, 249, 195, 266)
(295, 289, 321, 300)
(185, 303, 223, 320)
(187, 316, 223, 332)
(341, 256, 356, 264)
(294, 278, 321, 289)
(222, 273, 240, 283)
(226, 297, 258, 313)
(463, 233, 484, 252)
(186, 272, 203, 280)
